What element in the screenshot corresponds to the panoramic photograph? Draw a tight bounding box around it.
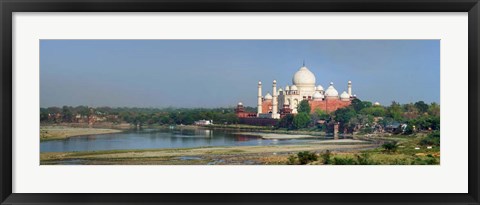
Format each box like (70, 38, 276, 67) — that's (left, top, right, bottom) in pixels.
(40, 40, 440, 165)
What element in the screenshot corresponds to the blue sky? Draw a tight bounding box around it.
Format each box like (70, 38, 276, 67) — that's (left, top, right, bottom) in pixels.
(40, 40, 440, 108)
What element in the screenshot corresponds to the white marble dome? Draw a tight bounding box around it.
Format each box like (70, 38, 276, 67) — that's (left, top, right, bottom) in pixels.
(264, 93, 273, 100)
(285, 85, 290, 91)
(278, 88, 283, 95)
(313, 91, 324, 100)
(325, 82, 339, 97)
(238, 102, 243, 106)
(316, 85, 324, 91)
(292, 66, 316, 86)
(340, 91, 350, 99)
(374, 102, 381, 106)
(290, 85, 298, 90)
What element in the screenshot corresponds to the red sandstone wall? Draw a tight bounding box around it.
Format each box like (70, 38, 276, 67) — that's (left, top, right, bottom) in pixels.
(236, 112, 257, 118)
(239, 117, 278, 126)
(262, 100, 273, 113)
(309, 99, 351, 113)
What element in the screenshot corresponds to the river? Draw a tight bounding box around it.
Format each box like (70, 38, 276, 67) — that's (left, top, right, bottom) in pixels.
(40, 128, 343, 152)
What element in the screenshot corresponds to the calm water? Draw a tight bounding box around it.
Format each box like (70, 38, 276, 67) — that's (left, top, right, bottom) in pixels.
(40, 128, 337, 152)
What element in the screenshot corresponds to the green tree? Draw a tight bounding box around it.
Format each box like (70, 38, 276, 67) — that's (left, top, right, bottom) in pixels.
(359, 106, 386, 117)
(403, 124, 415, 135)
(297, 100, 311, 114)
(351, 98, 372, 112)
(428, 102, 440, 117)
(414, 101, 429, 113)
(293, 112, 311, 129)
(277, 114, 294, 129)
(62, 106, 73, 122)
(40, 108, 50, 122)
(313, 108, 329, 120)
(334, 107, 356, 124)
(387, 101, 403, 121)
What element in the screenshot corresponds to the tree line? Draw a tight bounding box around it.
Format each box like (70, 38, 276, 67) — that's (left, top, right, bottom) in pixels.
(277, 99, 440, 134)
(40, 106, 256, 127)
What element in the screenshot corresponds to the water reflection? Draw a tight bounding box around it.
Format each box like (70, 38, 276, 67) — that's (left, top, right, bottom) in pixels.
(40, 128, 347, 153)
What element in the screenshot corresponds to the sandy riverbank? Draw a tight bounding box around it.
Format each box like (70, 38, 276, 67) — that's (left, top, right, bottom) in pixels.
(235, 132, 320, 139)
(40, 139, 376, 165)
(40, 126, 123, 141)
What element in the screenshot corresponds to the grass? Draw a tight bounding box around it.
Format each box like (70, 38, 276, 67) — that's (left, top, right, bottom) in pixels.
(316, 133, 440, 165)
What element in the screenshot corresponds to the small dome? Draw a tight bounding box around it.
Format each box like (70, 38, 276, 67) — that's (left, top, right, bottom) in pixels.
(340, 91, 350, 99)
(285, 85, 290, 91)
(316, 85, 324, 91)
(292, 66, 316, 86)
(374, 102, 381, 106)
(313, 91, 324, 100)
(273, 80, 277, 84)
(290, 85, 298, 90)
(238, 102, 243, 106)
(278, 88, 283, 95)
(325, 83, 339, 97)
(264, 93, 273, 100)
(258, 81, 262, 85)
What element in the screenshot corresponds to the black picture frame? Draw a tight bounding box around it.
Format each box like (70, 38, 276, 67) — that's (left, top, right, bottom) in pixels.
(1, 0, 479, 204)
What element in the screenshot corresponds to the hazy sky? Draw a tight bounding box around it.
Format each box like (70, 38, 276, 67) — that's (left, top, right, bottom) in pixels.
(40, 40, 440, 108)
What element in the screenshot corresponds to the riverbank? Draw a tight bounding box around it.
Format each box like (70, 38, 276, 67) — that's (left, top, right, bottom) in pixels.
(235, 132, 322, 139)
(40, 126, 123, 141)
(40, 132, 440, 165)
(40, 139, 377, 165)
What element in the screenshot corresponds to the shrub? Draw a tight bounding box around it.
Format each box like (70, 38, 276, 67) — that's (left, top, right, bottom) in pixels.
(321, 150, 332, 165)
(419, 131, 440, 146)
(297, 151, 318, 165)
(412, 156, 438, 165)
(287, 154, 297, 165)
(356, 153, 374, 165)
(333, 157, 357, 165)
(403, 124, 415, 135)
(382, 141, 398, 152)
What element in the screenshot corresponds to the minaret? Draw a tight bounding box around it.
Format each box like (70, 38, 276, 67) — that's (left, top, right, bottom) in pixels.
(257, 81, 262, 115)
(348, 80, 352, 96)
(272, 80, 278, 118)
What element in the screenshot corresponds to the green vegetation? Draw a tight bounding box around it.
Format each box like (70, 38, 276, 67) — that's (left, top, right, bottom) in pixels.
(42, 99, 439, 137)
(41, 106, 244, 127)
(320, 150, 332, 164)
(420, 130, 440, 146)
(297, 100, 311, 114)
(286, 132, 440, 165)
(287, 151, 318, 165)
(293, 113, 311, 129)
(382, 141, 399, 152)
(276, 98, 440, 136)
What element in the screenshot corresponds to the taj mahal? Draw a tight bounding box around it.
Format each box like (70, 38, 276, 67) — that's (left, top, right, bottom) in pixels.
(235, 63, 356, 121)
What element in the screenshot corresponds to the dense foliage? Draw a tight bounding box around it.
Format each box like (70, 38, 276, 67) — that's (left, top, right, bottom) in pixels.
(277, 98, 440, 134)
(40, 106, 247, 126)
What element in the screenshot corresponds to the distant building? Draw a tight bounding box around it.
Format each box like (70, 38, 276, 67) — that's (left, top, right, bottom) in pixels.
(194, 120, 213, 126)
